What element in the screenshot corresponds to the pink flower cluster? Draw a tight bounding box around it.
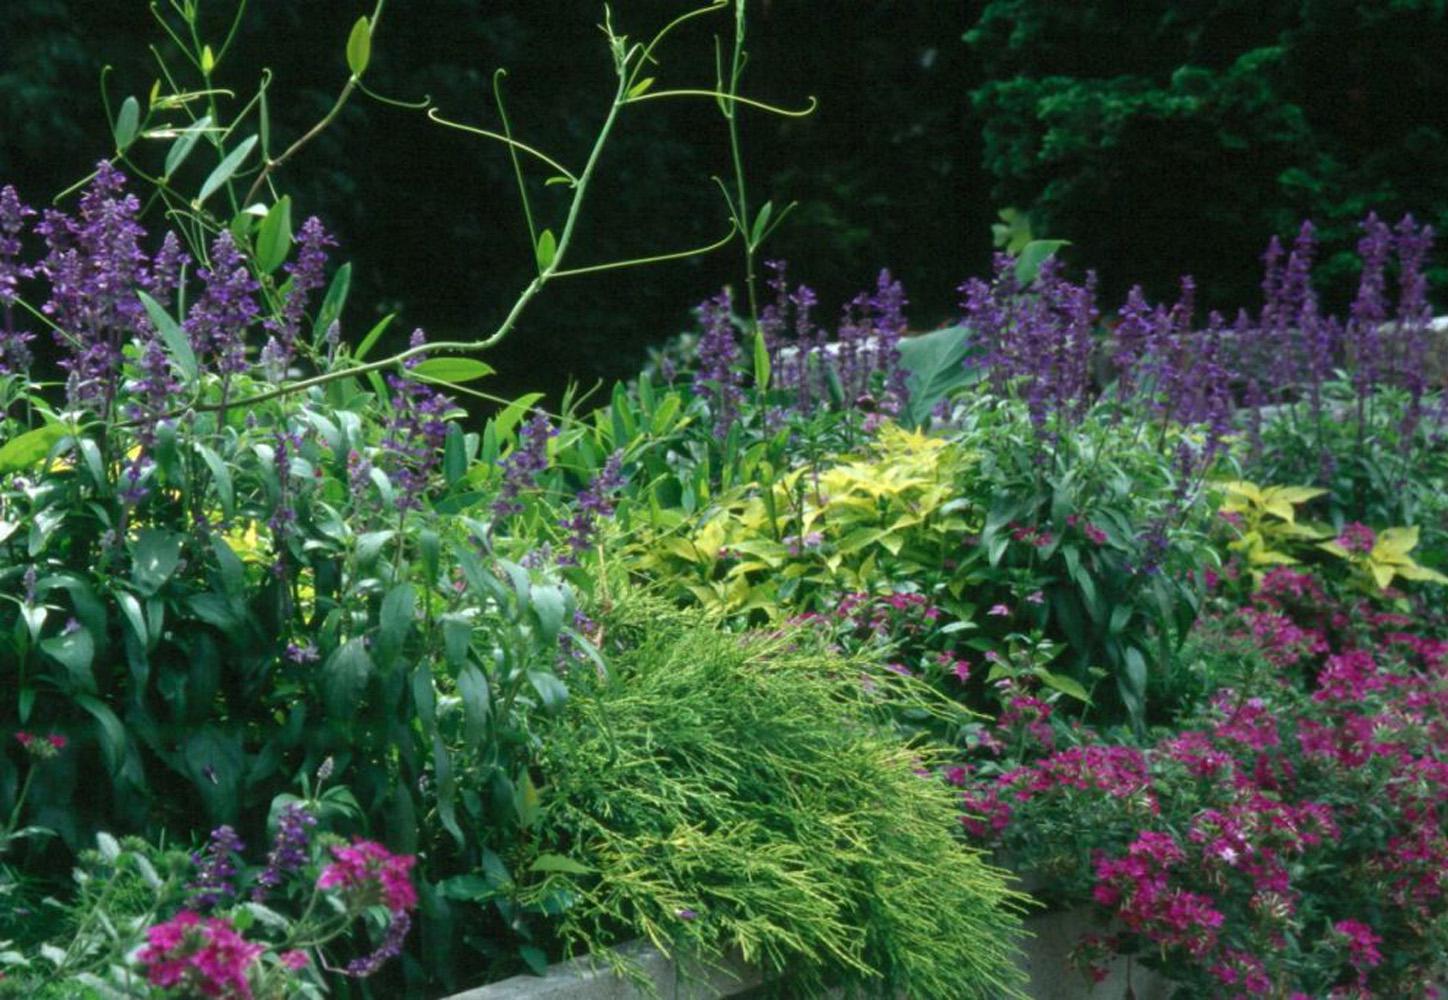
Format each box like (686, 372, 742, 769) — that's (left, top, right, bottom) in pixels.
(138, 911, 264, 999)
(954, 556, 1448, 994)
(317, 838, 418, 913)
(1092, 831, 1224, 957)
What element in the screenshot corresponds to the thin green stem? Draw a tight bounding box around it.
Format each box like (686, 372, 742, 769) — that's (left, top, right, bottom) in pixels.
(549, 229, 735, 279)
(427, 111, 577, 184)
(242, 0, 387, 205)
(494, 69, 538, 251)
(621, 89, 816, 117)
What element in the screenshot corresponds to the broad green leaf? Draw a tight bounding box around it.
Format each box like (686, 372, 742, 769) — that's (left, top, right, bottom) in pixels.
(750, 200, 774, 246)
(196, 135, 258, 207)
(1374, 526, 1420, 559)
(138, 289, 198, 383)
(130, 529, 184, 596)
(255, 195, 292, 274)
(195, 443, 234, 520)
(514, 769, 541, 828)
(41, 626, 95, 693)
(166, 116, 213, 181)
(1036, 669, 1090, 703)
(410, 357, 495, 385)
(443, 424, 466, 485)
(527, 669, 568, 714)
(0, 424, 67, 474)
(896, 324, 980, 426)
(324, 638, 374, 718)
(492, 393, 545, 443)
(346, 16, 372, 76)
(1370, 562, 1396, 590)
(1014, 239, 1070, 286)
(75, 694, 127, 775)
(1396, 562, 1448, 584)
(314, 262, 352, 340)
(753, 328, 771, 391)
(529, 584, 567, 645)
(529, 853, 594, 875)
(352, 312, 394, 362)
(457, 662, 489, 744)
(535, 228, 557, 272)
(113, 96, 140, 150)
(375, 583, 415, 669)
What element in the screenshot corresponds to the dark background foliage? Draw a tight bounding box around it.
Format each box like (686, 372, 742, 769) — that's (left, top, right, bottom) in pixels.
(5, 1, 1447, 399)
(0, 0, 983, 401)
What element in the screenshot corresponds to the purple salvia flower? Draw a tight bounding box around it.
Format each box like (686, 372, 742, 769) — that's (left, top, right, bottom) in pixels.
(492, 408, 555, 519)
(150, 231, 189, 305)
(692, 289, 743, 435)
(381, 330, 454, 511)
(0, 185, 36, 373)
(188, 825, 246, 909)
(342, 910, 411, 977)
(1393, 214, 1435, 435)
(186, 231, 259, 376)
(253, 802, 317, 900)
(867, 268, 910, 412)
(36, 163, 153, 410)
(269, 427, 304, 578)
(346, 448, 374, 505)
(1111, 285, 1156, 403)
(558, 451, 627, 565)
(266, 215, 335, 356)
(128, 337, 180, 444)
(1349, 212, 1392, 400)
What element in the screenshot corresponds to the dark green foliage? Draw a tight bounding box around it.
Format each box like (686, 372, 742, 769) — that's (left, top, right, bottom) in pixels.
(518, 598, 1029, 999)
(967, 0, 1448, 309)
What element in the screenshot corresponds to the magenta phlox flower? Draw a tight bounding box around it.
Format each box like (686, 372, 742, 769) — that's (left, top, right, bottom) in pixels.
(317, 839, 418, 913)
(138, 911, 264, 999)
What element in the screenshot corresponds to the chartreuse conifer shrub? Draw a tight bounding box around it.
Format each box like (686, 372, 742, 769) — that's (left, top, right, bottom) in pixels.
(514, 597, 1029, 999)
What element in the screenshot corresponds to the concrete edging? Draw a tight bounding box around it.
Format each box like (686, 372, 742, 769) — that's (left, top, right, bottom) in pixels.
(439, 910, 1169, 1000)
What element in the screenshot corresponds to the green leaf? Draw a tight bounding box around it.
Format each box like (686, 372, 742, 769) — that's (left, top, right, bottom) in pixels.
(492, 393, 545, 443)
(314, 262, 352, 340)
(529, 853, 594, 875)
(375, 583, 416, 670)
(346, 16, 372, 76)
(410, 357, 496, 385)
(196, 135, 258, 207)
(529, 584, 567, 645)
(194, 443, 235, 519)
(138, 289, 198, 383)
(0, 424, 67, 474)
(1036, 669, 1090, 703)
(535, 228, 557, 272)
(627, 76, 656, 98)
(325, 638, 374, 718)
(457, 662, 489, 745)
(352, 312, 394, 363)
(255, 195, 293, 274)
(75, 694, 127, 775)
(166, 116, 212, 179)
(514, 769, 541, 828)
(749, 200, 774, 246)
(130, 529, 184, 596)
(753, 328, 771, 391)
(527, 669, 568, 714)
(1014, 239, 1070, 286)
(114, 96, 140, 151)
(41, 626, 96, 693)
(443, 424, 467, 485)
(896, 324, 980, 427)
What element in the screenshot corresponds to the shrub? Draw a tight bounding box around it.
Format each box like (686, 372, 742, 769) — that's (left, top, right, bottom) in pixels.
(511, 597, 1029, 999)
